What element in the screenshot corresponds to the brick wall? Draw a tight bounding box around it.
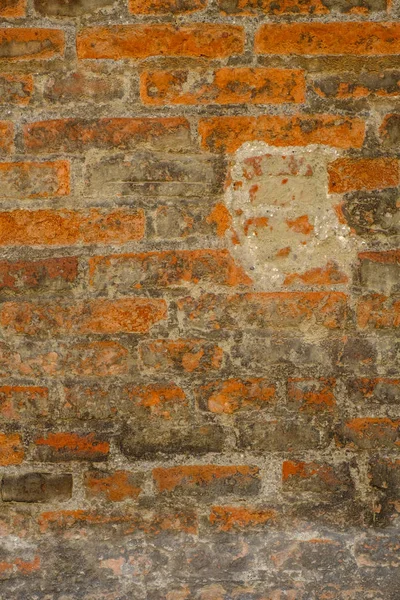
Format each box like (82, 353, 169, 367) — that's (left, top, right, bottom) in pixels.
(0, 0, 399, 598)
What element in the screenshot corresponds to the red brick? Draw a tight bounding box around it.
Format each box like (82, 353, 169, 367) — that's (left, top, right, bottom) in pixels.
(218, 0, 386, 15)
(0, 74, 33, 105)
(77, 24, 244, 60)
(284, 262, 348, 287)
(209, 506, 276, 531)
(153, 465, 261, 495)
(357, 294, 400, 329)
(341, 418, 400, 449)
(39, 509, 197, 535)
(197, 378, 276, 413)
(359, 250, 400, 265)
(141, 68, 305, 105)
(139, 339, 224, 373)
(129, 0, 206, 13)
(35, 432, 110, 461)
(124, 383, 187, 419)
(84, 471, 143, 502)
(287, 378, 336, 413)
(0, 28, 64, 60)
(88, 249, 251, 292)
(0, 386, 49, 420)
(24, 117, 191, 154)
(328, 158, 399, 194)
(255, 23, 400, 56)
(0, 256, 78, 295)
(199, 115, 365, 153)
(178, 292, 348, 331)
(0, 209, 145, 246)
(0, 0, 26, 17)
(0, 432, 24, 465)
(282, 460, 354, 497)
(1, 298, 167, 335)
(0, 161, 70, 199)
(0, 122, 13, 153)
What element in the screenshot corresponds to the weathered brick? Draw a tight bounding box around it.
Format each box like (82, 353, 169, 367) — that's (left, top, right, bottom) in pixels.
(0, 432, 24, 465)
(359, 250, 400, 294)
(380, 113, 400, 148)
(0, 28, 64, 61)
(218, 0, 387, 15)
(139, 339, 224, 373)
(238, 416, 327, 452)
(284, 262, 349, 287)
(77, 24, 244, 60)
(153, 465, 261, 496)
(84, 471, 143, 502)
(1, 473, 72, 502)
(0, 0, 26, 17)
(0, 74, 32, 105)
(197, 378, 276, 414)
(282, 460, 354, 497)
(24, 117, 191, 154)
(355, 535, 400, 567)
(43, 71, 124, 104)
(340, 418, 400, 449)
(178, 292, 347, 331)
(85, 154, 223, 198)
(347, 378, 400, 405)
(328, 158, 399, 194)
(35, 432, 110, 462)
(34, 0, 115, 16)
(209, 506, 276, 531)
(313, 71, 400, 99)
(1, 298, 167, 335)
(141, 68, 305, 105)
(287, 378, 336, 413)
(342, 188, 400, 236)
(199, 115, 365, 153)
(129, 0, 206, 13)
(0, 122, 14, 153)
(369, 458, 400, 496)
(357, 294, 400, 329)
(0, 209, 145, 246)
(0, 161, 70, 199)
(0, 256, 78, 296)
(255, 23, 400, 56)
(0, 385, 49, 420)
(0, 555, 40, 579)
(89, 249, 251, 293)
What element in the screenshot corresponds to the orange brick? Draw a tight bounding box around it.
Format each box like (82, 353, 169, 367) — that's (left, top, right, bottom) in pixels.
(341, 418, 400, 449)
(358, 250, 400, 265)
(0, 161, 70, 199)
(0, 122, 14, 153)
(153, 465, 260, 494)
(218, 0, 386, 15)
(139, 339, 224, 373)
(287, 378, 336, 413)
(129, 0, 206, 13)
(77, 24, 244, 60)
(88, 249, 251, 291)
(35, 432, 110, 461)
(84, 471, 143, 502)
(0, 256, 78, 295)
(0, 557, 40, 578)
(141, 68, 305, 105)
(197, 378, 276, 413)
(209, 506, 276, 531)
(255, 23, 400, 56)
(178, 292, 348, 330)
(0, 385, 49, 420)
(0, 28, 64, 60)
(284, 262, 348, 287)
(0, 74, 33, 105)
(0, 432, 24, 465)
(0, 0, 26, 17)
(0, 209, 145, 246)
(199, 115, 365, 153)
(24, 117, 191, 154)
(328, 157, 399, 194)
(357, 294, 400, 329)
(282, 460, 353, 496)
(1, 298, 167, 335)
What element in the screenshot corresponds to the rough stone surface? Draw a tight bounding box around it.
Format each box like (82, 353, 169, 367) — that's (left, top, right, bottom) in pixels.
(0, 0, 399, 597)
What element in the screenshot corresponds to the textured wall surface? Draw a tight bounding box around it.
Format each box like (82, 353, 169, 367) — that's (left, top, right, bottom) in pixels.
(0, 0, 400, 598)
